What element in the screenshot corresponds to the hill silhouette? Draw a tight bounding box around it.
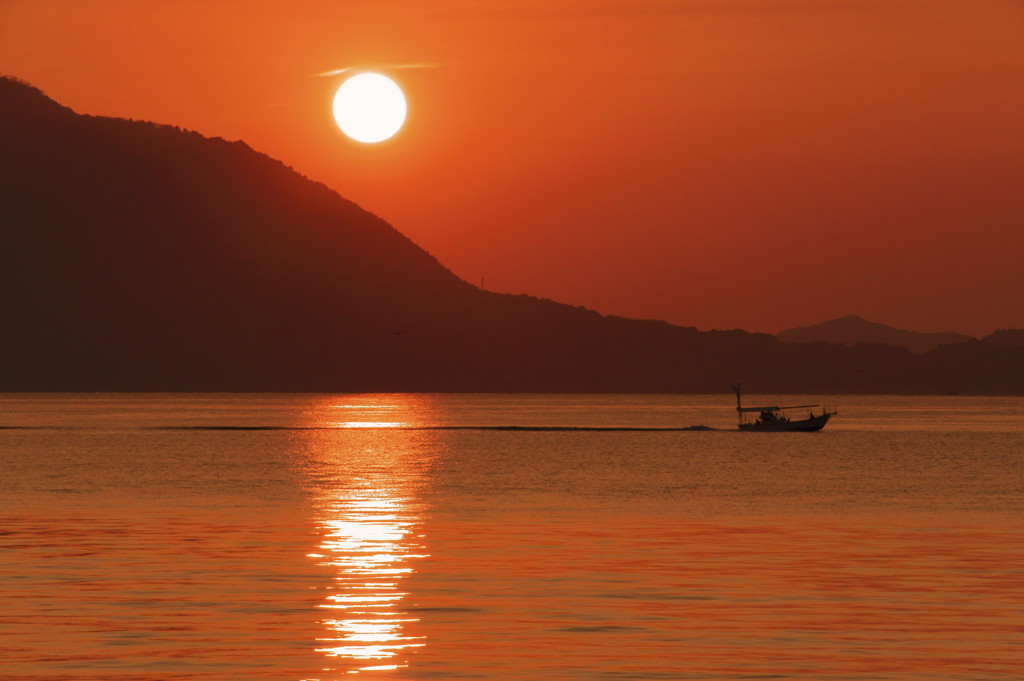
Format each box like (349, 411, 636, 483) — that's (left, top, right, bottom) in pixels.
(983, 329, 1024, 348)
(1, 75, 1022, 394)
(778, 315, 973, 354)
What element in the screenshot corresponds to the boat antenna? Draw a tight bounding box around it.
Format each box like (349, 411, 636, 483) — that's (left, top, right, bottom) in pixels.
(730, 383, 742, 412)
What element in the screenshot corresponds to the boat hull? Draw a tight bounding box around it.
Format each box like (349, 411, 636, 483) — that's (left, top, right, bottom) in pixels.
(738, 413, 833, 432)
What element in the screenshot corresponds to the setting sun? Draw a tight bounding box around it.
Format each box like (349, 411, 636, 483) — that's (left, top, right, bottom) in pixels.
(332, 73, 406, 144)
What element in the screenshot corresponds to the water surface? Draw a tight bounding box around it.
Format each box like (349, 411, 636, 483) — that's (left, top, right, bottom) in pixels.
(1, 394, 1021, 680)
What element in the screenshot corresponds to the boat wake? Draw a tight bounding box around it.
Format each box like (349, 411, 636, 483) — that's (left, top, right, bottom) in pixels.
(145, 425, 718, 432)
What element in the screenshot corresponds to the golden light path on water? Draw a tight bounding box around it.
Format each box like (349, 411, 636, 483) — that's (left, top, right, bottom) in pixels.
(303, 397, 434, 677)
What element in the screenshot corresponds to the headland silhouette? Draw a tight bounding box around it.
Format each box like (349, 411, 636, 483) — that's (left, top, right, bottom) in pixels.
(1, 76, 1021, 394)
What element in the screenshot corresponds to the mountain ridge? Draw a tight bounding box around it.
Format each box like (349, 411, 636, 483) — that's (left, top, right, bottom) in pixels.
(777, 314, 974, 354)
(2, 75, 1022, 394)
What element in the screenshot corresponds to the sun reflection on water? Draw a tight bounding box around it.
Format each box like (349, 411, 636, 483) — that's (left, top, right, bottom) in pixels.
(302, 396, 435, 677)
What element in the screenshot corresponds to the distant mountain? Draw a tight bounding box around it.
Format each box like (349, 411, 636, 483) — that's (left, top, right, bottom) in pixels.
(983, 329, 1024, 348)
(777, 315, 973, 354)
(2, 75, 1022, 394)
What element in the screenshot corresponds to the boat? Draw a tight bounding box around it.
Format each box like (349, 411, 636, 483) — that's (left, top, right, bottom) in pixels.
(730, 384, 836, 431)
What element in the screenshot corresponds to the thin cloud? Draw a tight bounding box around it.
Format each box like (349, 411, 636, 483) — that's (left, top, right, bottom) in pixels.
(314, 62, 452, 77)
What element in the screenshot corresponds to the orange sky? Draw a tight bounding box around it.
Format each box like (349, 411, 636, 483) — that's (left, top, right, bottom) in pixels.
(2, 0, 1022, 336)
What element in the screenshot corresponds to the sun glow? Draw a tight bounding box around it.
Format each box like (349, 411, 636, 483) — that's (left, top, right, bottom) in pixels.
(332, 73, 407, 143)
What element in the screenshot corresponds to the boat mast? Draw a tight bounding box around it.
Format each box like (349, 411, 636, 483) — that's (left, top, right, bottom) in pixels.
(730, 383, 742, 426)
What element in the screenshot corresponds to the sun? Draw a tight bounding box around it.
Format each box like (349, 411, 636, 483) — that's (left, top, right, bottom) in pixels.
(332, 73, 407, 144)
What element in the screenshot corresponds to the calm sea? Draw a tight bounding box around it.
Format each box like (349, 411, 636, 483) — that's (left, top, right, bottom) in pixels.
(1, 394, 1022, 681)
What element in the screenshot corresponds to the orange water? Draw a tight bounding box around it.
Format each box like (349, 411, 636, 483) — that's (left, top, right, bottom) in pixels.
(1, 394, 1022, 680)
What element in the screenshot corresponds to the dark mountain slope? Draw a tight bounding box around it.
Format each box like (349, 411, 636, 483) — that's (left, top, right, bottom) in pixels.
(1, 76, 477, 389)
(1, 76, 1021, 393)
